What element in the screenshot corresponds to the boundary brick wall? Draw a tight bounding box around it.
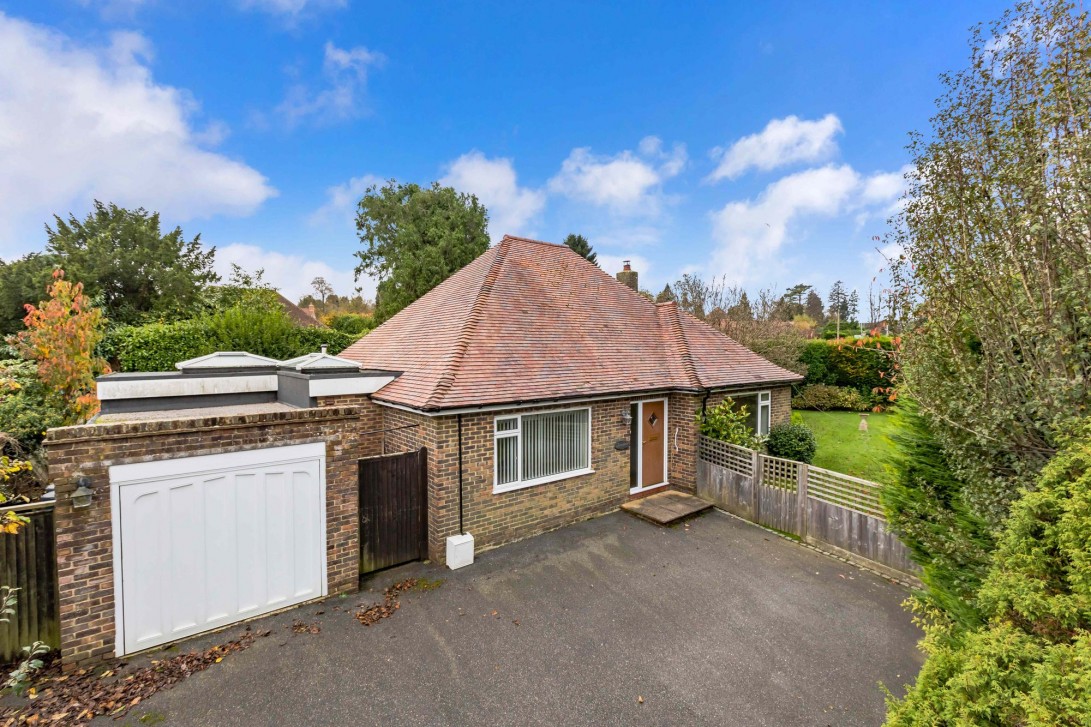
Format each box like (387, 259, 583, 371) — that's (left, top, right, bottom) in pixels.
(45, 404, 382, 667)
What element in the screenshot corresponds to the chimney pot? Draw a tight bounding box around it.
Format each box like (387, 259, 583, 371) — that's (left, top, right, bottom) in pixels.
(616, 261, 639, 292)
(320, 344, 328, 354)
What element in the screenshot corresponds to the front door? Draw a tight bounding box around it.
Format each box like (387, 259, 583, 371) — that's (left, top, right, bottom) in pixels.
(637, 400, 666, 490)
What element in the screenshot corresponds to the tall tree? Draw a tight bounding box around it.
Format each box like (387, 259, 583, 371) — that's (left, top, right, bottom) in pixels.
(655, 284, 675, 303)
(887, 0, 1091, 538)
(726, 291, 753, 321)
(562, 234, 598, 266)
(0, 254, 54, 335)
(845, 290, 859, 323)
(805, 289, 825, 323)
(355, 181, 489, 323)
(310, 276, 334, 303)
(44, 201, 218, 326)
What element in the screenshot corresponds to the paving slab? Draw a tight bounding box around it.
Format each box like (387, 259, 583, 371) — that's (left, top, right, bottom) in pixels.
(620, 488, 712, 524)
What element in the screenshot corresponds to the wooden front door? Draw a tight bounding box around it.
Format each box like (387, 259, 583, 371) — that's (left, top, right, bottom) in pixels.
(358, 448, 428, 574)
(639, 400, 666, 489)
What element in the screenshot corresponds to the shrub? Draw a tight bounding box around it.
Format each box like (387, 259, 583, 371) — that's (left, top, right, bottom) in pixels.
(798, 337, 897, 408)
(792, 384, 870, 411)
(327, 314, 374, 336)
(0, 360, 67, 452)
(294, 327, 357, 356)
(697, 398, 760, 449)
(101, 307, 361, 372)
(884, 418, 1091, 725)
(765, 422, 817, 463)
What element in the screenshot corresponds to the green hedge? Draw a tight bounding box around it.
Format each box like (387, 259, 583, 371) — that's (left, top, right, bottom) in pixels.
(798, 336, 897, 407)
(101, 307, 359, 372)
(792, 384, 871, 412)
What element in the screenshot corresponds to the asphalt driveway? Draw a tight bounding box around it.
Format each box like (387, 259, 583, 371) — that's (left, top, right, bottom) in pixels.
(110, 510, 922, 727)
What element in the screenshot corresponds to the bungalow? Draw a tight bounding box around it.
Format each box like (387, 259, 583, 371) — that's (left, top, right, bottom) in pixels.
(337, 235, 802, 561)
(45, 234, 800, 667)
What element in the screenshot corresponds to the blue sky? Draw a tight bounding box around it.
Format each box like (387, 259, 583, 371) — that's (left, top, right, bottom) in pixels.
(0, 0, 1009, 303)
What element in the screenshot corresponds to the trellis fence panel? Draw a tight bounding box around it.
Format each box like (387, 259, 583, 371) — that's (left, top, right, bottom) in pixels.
(697, 437, 917, 579)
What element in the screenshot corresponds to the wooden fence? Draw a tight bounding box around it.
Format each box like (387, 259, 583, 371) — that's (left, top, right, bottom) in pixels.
(0, 502, 59, 664)
(697, 437, 918, 579)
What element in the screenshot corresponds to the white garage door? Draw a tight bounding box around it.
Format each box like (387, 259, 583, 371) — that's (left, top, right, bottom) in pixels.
(110, 443, 327, 655)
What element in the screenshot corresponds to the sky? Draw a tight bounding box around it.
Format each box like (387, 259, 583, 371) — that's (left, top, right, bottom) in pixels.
(0, 0, 1011, 304)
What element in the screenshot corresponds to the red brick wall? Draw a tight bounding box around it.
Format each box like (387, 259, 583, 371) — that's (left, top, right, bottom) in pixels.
(668, 385, 793, 492)
(45, 405, 382, 667)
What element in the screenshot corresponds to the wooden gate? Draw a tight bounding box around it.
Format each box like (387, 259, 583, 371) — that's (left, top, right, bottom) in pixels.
(1, 503, 59, 663)
(358, 448, 428, 575)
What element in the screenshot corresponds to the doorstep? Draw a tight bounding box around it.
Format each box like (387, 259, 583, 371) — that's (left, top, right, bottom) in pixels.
(620, 489, 712, 525)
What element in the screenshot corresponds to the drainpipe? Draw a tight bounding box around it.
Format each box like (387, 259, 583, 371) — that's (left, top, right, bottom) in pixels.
(457, 413, 464, 534)
(700, 388, 712, 418)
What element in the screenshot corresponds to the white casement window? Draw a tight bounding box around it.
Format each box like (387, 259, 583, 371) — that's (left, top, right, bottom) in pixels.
(494, 407, 592, 493)
(732, 391, 772, 435)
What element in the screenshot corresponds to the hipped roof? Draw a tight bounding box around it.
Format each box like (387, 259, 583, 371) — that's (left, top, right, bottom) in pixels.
(339, 236, 801, 411)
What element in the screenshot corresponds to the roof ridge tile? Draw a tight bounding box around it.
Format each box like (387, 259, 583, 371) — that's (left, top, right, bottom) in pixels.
(662, 302, 701, 388)
(426, 241, 510, 408)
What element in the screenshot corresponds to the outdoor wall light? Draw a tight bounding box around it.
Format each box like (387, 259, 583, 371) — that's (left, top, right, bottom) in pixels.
(71, 475, 93, 509)
(620, 409, 632, 426)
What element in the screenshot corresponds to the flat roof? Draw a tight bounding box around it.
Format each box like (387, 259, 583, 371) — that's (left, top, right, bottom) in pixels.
(94, 402, 301, 424)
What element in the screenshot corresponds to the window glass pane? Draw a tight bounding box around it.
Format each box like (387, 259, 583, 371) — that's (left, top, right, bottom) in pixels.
(759, 404, 770, 435)
(521, 409, 589, 481)
(496, 417, 518, 433)
(732, 395, 760, 433)
(496, 435, 519, 485)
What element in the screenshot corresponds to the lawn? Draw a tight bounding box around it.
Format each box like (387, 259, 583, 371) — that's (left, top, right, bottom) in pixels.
(797, 410, 902, 485)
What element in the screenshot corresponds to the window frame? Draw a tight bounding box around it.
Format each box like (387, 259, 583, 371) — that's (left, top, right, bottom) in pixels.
(492, 406, 594, 494)
(728, 390, 772, 436)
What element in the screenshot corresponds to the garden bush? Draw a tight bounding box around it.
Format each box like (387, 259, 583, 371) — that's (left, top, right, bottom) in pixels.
(101, 307, 360, 372)
(696, 398, 761, 449)
(327, 313, 375, 336)
(798, 337, 896, 408)
(765, 422, 817, 463)
(792, 384, 870, 411)
(884, 418, 1091, 725)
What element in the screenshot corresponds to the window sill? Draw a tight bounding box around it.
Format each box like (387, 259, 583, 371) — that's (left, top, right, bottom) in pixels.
(493, 468, 595, 495)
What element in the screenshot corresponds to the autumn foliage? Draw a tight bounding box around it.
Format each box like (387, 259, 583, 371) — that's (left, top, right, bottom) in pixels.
(14, 270, 109, 424)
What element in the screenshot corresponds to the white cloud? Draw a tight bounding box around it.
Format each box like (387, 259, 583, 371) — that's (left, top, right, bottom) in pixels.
(238, 0, 347, 17)
(0, 14, 275, 253)
(215, 242, 372, 303)
(440, 152, 545, 243)
(310, 173, 383, 225)
(548, 136, 686, 214)
(861, 166, 910, 204)
(276, 41, 384, 128)
(710, 164, 863, 283)
(707, 114, 843, 181)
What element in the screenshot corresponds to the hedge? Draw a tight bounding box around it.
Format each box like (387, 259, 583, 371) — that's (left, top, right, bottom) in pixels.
(798, 336, 897, 408)
(100, 307, 359, 372)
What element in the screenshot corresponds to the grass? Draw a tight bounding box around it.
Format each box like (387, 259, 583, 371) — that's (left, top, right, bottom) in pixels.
(797, 410, 902, 485)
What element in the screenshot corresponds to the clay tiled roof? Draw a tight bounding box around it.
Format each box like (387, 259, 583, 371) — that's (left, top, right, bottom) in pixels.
(339, 236, 802, 411)
(277, 293, 322, 327)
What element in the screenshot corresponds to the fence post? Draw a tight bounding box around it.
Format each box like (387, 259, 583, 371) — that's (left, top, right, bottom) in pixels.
(751, 451, 762, 520)
(796, 463, 808, 540)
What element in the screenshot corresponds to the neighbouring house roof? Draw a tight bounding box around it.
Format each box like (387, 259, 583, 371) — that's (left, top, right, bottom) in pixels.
(339, 235, 802, 412)
(277, 293, 323, 327)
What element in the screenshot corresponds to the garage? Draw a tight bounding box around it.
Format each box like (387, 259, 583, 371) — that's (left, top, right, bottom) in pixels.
(109, 442, 327, 655)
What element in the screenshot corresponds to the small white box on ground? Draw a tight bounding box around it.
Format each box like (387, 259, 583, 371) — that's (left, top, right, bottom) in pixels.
(446, 533, 475, 570)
